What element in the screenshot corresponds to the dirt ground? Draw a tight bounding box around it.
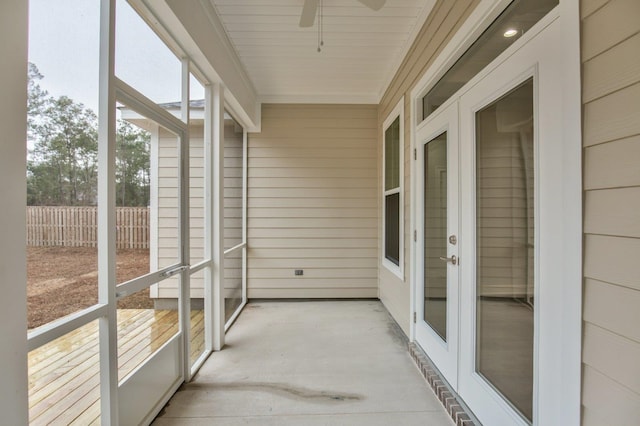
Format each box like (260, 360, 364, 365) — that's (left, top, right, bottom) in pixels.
(27, 246, 152, 329)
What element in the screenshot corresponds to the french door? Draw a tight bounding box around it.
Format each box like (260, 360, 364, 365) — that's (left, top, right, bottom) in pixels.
(415, 14, 566, 425)
(113, 85, 192, 424)
(415, 103, 459, 389)
(458, 73, 537, 425)
(458, 16, 565, 425)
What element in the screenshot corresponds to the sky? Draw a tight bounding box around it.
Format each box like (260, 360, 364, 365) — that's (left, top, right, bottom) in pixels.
(29, 0, 204, 114)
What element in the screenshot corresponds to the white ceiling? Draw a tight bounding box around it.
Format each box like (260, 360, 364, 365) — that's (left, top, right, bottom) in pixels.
(209, 0, 435, 104)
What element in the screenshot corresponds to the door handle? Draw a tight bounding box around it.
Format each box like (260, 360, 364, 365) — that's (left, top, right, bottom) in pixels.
(439, 255, 457, 265)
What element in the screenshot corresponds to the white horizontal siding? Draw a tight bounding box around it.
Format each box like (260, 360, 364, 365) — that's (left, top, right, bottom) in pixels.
(154, 120, 245, 299)
(581, 0, 640, 421)
(247, 104, 378, 299)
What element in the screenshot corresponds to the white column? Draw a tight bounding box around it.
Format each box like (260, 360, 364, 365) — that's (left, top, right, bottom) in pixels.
(242, 128, 248, 304)
(179, 58, 192, 380)
(212, 83, 226, 350)
(0, 0, 28, 423)
(98, 0, 118, 423)
(204, 83, 226, 352)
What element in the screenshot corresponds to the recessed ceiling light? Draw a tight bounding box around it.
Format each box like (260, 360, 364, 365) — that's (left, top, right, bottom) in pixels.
(504, 29, 518, 38)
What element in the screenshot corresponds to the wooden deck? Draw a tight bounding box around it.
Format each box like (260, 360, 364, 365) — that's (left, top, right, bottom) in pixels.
(28, 309, 205, 425)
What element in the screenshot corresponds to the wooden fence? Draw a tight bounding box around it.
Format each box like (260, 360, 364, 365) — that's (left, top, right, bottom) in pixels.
(26, 206, 150, 249)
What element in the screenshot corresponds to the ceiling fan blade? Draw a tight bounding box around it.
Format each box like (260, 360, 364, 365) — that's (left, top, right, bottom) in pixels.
(357, 0, 386, 11)
(299, 0, 319, 27)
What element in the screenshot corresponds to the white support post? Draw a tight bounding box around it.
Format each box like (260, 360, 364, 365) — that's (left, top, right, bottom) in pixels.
(98, 0, 118, 423)
(204, 85, 215, 354)
(0, 0, 28, 422)
(242, 129, 248, 304)
(179, 58, 191, 381)
(212, 83, 226, 350)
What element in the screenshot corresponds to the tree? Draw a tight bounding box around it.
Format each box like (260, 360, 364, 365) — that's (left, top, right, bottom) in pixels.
(115, 121, 150, 207)
(27, 63, 48, 129)
(28, 95, 98, 205)
(26, 63, 151, 207)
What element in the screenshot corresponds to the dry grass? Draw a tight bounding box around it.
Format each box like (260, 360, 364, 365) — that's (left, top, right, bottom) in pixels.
(27, 246, 151, 329)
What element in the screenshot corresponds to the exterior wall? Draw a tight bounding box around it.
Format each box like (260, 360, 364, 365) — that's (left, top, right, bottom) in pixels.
(247, 104, 378, 298)
(155, 126, 181, 298)
(378, 0, 480, 334)
(580, 0, 640, 423)
(153, 120, 243, 301)
(0, 0, 29, 421)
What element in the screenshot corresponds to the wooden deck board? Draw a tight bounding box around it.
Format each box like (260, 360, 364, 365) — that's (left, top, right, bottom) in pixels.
(30, 348, 99, 412)
(29, 335, 100, 403)
(190, 309, 206, 364)
(68, 400, 100, 426)
(29, 322, 99, 371)
(28, 309, 205, 425)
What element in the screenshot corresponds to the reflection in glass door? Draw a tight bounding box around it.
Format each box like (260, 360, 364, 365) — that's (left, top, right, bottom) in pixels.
(424, 133, 448, 340)
(475, 78, 534, 421)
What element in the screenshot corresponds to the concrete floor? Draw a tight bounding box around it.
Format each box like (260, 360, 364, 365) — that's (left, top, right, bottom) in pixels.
(153, 300, 453, 425)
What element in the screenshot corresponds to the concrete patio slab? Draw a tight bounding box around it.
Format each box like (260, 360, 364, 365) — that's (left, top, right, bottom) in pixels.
(153, 300, 453, 425)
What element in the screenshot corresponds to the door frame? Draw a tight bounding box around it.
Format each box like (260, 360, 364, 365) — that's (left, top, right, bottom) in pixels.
(408, 1, 582, 424)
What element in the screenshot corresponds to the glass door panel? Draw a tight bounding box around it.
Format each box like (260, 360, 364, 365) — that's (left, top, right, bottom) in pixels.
(415, 102, 459, 389)
(475, 78, 534, 421)
(114, 101, 186, 424)
(114, 110, 182, 380)
(424, 133, 448, 340)
(457, 42, 552, 422)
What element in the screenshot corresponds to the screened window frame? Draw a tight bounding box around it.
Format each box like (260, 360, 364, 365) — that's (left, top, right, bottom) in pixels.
(23, 1, 252, 422)
(382, 98, 404, 279)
